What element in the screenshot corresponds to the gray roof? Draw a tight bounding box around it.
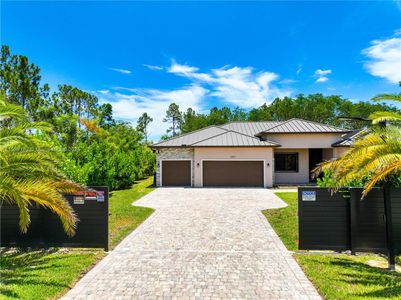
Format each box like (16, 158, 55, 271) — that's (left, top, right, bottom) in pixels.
(152, 125, 279, 147)
(152, 118, 350, 148)
(256, 118, 350, 135)
(192, 131, 279, 147)
(152, 126, 227, 147)
(332, 129, 367, 147)
(220, 122, 282, 136)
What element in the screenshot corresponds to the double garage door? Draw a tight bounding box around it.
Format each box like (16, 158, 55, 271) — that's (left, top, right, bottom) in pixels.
(161, 160, 264, 187)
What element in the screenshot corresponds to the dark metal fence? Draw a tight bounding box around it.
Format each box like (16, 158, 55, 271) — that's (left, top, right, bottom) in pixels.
(298, 187, 401, 254)
(1, 186, 109, 251)
(298, 188, 350, 251)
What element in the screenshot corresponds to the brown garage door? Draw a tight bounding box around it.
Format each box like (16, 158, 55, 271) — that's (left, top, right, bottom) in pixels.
(202, 160, 264, 187)
(161, 160, 191, 186)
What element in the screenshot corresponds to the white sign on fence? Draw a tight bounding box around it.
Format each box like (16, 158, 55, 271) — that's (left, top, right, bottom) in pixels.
(302, 191, 316, 201)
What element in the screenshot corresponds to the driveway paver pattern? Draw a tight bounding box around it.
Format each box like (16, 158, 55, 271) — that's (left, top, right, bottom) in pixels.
(63, 188, 321, 300)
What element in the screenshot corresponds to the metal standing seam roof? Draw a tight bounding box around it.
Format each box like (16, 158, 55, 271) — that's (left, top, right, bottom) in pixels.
(152, 126, 228, 147)
(152, 124, 279, 147)
(331, 129, 367, 147)
(152, 118, 351, 148)
(219, 121, 282, 136)
(191, 130, 279, 147)
(255, 118, 351, 135)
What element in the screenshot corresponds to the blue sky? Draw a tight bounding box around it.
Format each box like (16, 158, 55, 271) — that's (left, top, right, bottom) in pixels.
(2, 1, 401, 139)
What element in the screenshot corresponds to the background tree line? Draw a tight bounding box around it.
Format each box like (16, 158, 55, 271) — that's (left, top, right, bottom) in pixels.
(3, 44, 399, 188)
(0, 45, 155, 190)
(161, 94, 399, 139)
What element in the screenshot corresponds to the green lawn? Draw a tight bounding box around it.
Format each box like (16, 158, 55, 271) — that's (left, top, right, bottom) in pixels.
(264, 192, 401, 300)
(262, 192, 298, 251)
(109, 177, 155, 248)
(295, 253, 401, 299)
(0, 249, 104, 299)
(0, 177, 155, 300)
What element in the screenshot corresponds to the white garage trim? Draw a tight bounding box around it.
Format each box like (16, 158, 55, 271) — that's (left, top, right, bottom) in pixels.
(200, 159, 266, 188)
(160, 159, 193, 187)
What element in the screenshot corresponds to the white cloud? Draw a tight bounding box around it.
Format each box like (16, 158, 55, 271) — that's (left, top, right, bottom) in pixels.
(210, 66, 286, 107)
(316, 76, 329, 83)
(314, 69, 332, 83)
(362, 35, 401, 84)
(109, 67, 132, 74)
(143, 64, 163, 71)
(166, 61, 290, 107)
(168, 62, 199, 74)
(98, 90, 109, 94)
(395, 28, 401, 36)
(100, 61, 292, 139)
(97, 85, 207, 139)
(315, 69, 332, 76)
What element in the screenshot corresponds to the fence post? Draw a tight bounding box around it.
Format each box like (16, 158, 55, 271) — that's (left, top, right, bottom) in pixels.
(348, 189, 357, 255)
(104, 186, 109, 252)
(383, 184, 395, 271)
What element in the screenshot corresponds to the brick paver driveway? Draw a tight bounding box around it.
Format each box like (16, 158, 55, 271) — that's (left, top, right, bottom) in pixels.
(63, 188, 320, 300)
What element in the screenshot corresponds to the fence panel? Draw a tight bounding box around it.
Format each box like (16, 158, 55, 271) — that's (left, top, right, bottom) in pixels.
(0, 186, 109, 250)
(299, 187, 401, 254)
(349, 188, 386, 253)
(298, 187, 350, 251)
(392, 188, 401, 253)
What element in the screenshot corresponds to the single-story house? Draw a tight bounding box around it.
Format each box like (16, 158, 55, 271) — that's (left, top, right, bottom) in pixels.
(151, 118, 357, 188)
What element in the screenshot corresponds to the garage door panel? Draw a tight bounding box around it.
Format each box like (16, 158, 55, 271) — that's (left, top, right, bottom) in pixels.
(203, 161, 264, 187)
(162, 161, 191, 186)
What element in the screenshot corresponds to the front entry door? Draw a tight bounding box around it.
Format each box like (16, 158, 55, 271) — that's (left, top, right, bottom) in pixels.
(309, 149, 323, 182)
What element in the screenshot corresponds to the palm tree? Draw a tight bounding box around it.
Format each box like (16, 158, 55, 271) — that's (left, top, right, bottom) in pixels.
(0, 96, 79, 236)
(369, 89, 401, 124)
(316, 88, 401, 197)
(317, 125, 401, 196)
(316, 87, 401, 271)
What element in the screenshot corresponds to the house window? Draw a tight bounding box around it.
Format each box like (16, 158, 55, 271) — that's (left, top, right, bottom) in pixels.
(274, 153, 299, 172)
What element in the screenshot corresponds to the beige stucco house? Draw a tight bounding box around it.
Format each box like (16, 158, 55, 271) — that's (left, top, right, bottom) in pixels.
(152, 118, 357, 187)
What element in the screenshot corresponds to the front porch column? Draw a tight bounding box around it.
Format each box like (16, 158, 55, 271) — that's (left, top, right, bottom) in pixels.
(265, 147, 274, 188)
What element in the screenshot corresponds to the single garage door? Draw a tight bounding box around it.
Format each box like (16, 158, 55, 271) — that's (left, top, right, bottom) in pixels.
(161, 160, 191, 186)
(202, 160, 264, 187)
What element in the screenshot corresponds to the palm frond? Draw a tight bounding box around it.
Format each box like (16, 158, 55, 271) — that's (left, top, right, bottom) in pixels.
(17, 179, 78, 236)
(0, 96, 79, 235)
(371, 93, 401, 103)
(317, 125, 401, 195)
(0, 99, 25, 121)
(369, 111, 401, 124)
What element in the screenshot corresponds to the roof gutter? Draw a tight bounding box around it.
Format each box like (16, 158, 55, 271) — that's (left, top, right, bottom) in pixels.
(256, 130, 352, 136)
(151, 145, 281, 149)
